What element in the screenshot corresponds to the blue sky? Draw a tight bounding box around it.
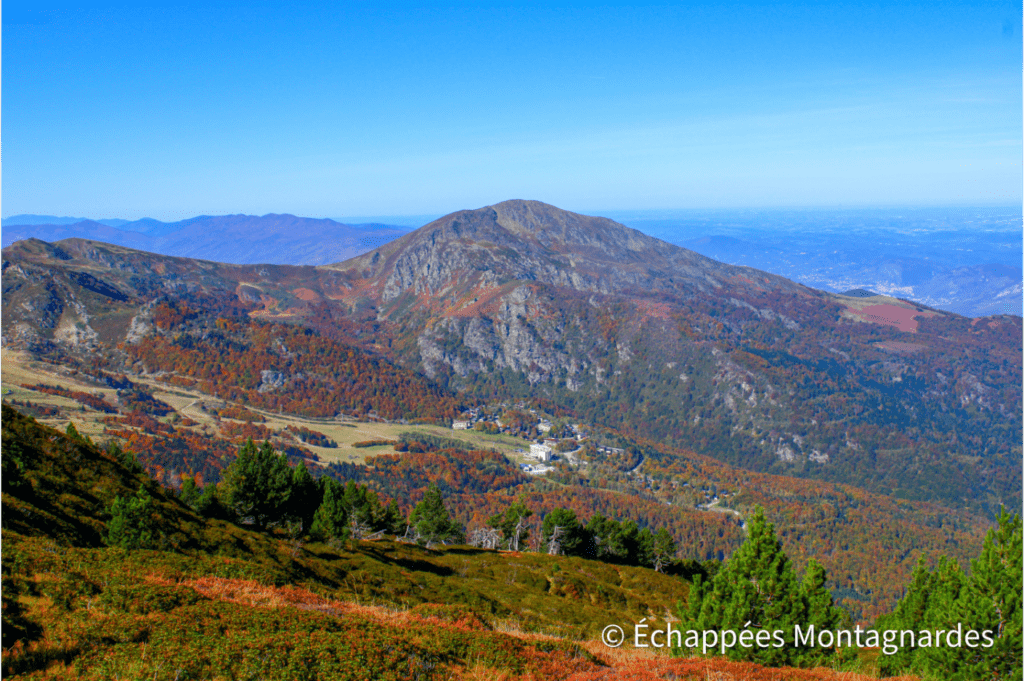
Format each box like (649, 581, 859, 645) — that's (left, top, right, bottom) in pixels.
(3, 1, 1021, 221)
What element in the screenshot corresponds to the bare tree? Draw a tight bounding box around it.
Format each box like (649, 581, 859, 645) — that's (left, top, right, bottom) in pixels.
(547, 525, 566, 555)
(508, 516, 528, 552)
(468, 527, 502, 550)
(349, 515, 374, 540)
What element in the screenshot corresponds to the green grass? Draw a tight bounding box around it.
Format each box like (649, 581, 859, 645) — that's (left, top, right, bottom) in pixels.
(0, 404, 688, 679)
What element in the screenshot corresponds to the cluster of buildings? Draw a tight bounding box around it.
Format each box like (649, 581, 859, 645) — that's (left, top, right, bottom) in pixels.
(450, 406, 591, 476)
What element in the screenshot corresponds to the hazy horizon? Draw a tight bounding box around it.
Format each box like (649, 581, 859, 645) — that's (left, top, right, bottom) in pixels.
(4, 202, 1022, 229)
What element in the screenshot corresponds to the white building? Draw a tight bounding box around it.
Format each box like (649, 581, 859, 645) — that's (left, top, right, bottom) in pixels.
(529, 443, 552, 462)
(452, 420, 471, 430)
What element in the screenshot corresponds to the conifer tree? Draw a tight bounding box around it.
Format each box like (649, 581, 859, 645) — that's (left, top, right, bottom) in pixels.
(380, 498, 407, 536)
(310, 478, 348, 542)
(65, 422, 83, 441)
(222, 439, 292, 530)
(677, 507, 839, 667)
(342, 480, 382, 537)
(619, 519, 642, 563)
(636, 526, 655, 568)
(876, 555, 965, 675)
(180, 476, 202, 509)
(880, 508, 1022, 680)
(194, 482, 230, 519)
(651, 527, 677, 573)
(286, 461, 320, 534)
(106, 487, 157, 550)
(542, 508, 586, 556)
(942, 507, 1022, 679)
(107, 441, 143, 474)
(409, 483, 463, 546)
(2, 440, 27, 493)
(587, 513, 623, 561)
(802, 558, 844, 630)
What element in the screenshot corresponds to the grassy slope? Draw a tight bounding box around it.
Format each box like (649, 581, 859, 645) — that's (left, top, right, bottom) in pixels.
(1, 405, 920, 680)
(0, 404, 660, 676)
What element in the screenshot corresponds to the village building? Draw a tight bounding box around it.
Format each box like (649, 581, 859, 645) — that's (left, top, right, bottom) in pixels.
(529, 443, 552, 462)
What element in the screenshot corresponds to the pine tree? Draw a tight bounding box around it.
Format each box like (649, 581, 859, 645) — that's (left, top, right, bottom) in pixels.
(619, 519, 642, 564)
(876, 555, 965, 675)
(286, 461, 320, 534)
(676, 507, 837, 667)
(180, 476, 202, 509)
(380, 498, 407, 536)
(65, 422, 83, 441)
(310, 478, 348, 542)
(2, 440, 27, 493)
(194, 483, 230, 519)
(651, 527, 677, 573)
(222, 439, 292, 530)
(409, 483, 463, 546)
(587, 513, 621, 561)
(541, 508, 586, 556)
(342, 480, 382, 538)
(106, 487, 157, 550)
(107, 441, 143, 474)
(944, 507, 1022, 679)
(882, 509, 1023, 680)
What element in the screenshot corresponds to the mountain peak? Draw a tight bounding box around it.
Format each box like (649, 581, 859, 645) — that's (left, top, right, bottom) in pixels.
(424, 199, 657, 254)
(327, 199, 802, 305)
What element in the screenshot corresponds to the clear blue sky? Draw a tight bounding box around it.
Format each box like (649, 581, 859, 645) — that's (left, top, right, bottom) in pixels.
(3, 1, 1021, 221)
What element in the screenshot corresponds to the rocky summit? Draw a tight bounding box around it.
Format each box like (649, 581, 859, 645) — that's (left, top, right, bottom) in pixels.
(329, 199, 808, 302)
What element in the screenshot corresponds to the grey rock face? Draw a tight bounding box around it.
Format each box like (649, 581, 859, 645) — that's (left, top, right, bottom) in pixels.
(340, 200, 802, 306)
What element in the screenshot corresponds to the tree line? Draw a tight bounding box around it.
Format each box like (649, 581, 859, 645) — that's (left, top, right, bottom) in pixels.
(165, 439, 687, 572)
(174, 439, 465, 547)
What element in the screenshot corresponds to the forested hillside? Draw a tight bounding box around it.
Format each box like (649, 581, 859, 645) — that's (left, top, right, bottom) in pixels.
(3, 201, 1018, 514)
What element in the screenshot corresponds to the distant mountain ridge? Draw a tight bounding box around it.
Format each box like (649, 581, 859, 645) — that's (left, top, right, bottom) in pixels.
(7, 208, 1019, 317)
(672, 224, 1022, 318)
(1, 213, 412, 266)
(3, 213, 133, 228)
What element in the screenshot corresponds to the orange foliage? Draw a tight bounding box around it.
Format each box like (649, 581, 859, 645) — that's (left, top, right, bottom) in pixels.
(124, 320, 462, 421)
(141, 576, 918, 681)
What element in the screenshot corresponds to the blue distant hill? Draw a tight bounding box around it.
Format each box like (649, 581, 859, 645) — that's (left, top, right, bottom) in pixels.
(1, 214, 413, 266)
(3, 214, 132, 228)
(605, 207, 1022, 317)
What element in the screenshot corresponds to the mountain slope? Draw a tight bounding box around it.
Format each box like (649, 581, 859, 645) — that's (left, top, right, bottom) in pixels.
(0, 405, 660, 678)
(330, 199, 811, 301)
(5, 405, 926, 680)
(322, 200, 1022, 512)
(1, 201, 1020, 513)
